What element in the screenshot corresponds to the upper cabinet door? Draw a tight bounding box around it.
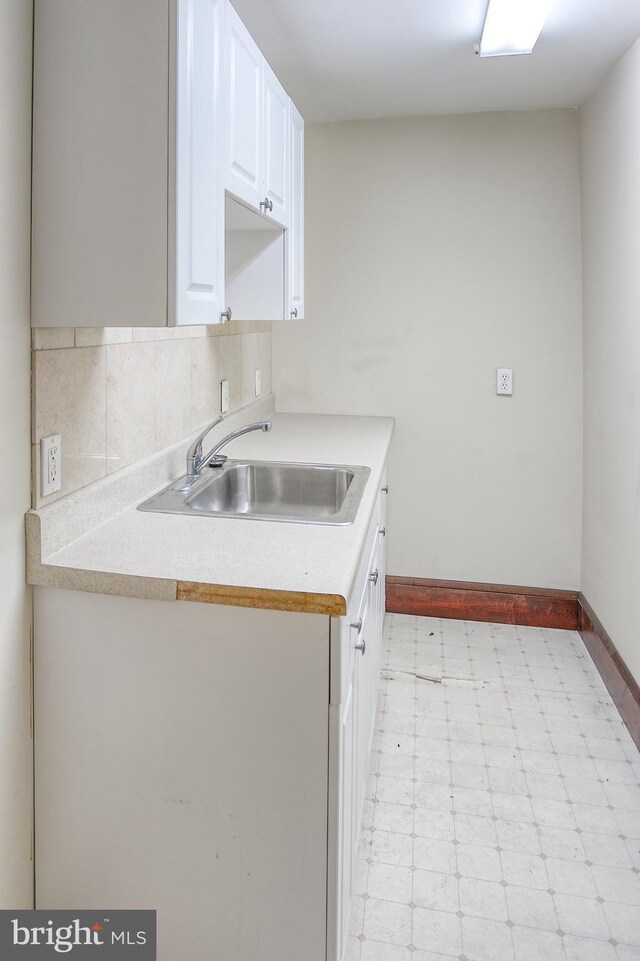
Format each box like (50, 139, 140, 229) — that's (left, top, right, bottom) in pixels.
(288, 101, 305, 320)
(174, 0, 225, 326)
(32, 0, 171, 328)
(261, 65, 289, 228)
(225, 4, 262, 210)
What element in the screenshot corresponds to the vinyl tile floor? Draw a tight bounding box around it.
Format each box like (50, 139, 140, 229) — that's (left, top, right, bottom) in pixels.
(345, 614, 640, 961)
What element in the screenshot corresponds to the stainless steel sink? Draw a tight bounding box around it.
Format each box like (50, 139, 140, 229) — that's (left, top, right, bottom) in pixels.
(138, 459, 371, 525)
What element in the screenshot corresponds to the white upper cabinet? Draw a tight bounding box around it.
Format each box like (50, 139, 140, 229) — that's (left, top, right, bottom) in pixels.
(262, 65, 290, 227)
(31, 0, 302, 328)
(225, 6, 290, 230)
(174, 0, 226, 326)
(288, 101, 305, 319)
(225, 3, 263, 212)
(32, 0, 226, 328)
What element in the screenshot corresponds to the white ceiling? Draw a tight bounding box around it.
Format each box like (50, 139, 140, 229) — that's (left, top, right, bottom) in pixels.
(231, 0, 640, 122)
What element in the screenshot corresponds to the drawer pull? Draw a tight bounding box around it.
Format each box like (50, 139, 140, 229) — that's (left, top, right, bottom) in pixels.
(378, 527, 386, 537)
(355, 638, 366, 655)
(369, 569, 379, 585)
(381, 485, 389, 494)
(350, 619, 362, 633)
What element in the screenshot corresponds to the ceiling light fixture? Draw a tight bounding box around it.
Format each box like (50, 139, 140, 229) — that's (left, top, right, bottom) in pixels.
(479, 0, 556, 57)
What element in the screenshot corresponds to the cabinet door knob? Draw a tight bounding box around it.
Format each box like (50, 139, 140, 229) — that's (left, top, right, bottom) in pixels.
(378, 527, 386, 537)
(290, 308, 298, 318)
(355, 638, 366, 655)
(381, 485, 389, 494)
(350, 619, 362, 633)
(369, 569, 379, 585)
(220, 308, 232, 323)
(260, 197, 273, 213)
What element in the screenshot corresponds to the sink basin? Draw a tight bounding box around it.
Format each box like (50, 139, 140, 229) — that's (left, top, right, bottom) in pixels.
(138, 460, 371, 525)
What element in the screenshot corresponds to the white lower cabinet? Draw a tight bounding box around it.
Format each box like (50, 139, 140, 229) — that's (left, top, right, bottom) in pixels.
(34, 480, 388, 961)
(331, 486, 387, 961)
(338, 674, 356, 955)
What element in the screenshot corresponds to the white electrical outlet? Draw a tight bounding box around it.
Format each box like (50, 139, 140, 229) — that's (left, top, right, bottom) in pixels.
(255, 368, 261, 397)
(220, 379, 230, 413)
(41, 434, 62, 497)
(496, 368, 513, 395)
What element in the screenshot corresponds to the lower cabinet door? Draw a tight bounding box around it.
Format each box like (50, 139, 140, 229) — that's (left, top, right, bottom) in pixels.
(354, 592, 370, 839)
(339, 674, 356, 960)
(378, 500, 387, 652)
(369, 535, 385, 727)
(333, 492, 388, 960)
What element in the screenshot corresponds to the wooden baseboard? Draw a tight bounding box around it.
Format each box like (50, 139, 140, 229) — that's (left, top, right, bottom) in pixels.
(385, 576, 579, 630)
(578, 594, 640, 750)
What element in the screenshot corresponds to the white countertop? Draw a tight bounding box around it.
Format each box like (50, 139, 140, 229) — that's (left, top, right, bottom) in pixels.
(27, 408, 394, 614)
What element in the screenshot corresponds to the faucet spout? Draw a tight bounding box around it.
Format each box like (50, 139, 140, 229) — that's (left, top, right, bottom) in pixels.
(206, 420, 272, 468)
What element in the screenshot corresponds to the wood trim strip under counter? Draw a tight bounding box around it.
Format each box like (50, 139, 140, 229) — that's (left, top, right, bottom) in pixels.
(176, 581, 347, 616)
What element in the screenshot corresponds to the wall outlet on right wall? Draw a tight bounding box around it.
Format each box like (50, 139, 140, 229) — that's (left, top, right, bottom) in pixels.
(496, 368, 513, 395)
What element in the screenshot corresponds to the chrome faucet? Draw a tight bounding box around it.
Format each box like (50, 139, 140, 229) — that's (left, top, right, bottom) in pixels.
(186, 414, 226, 477)
(172, 416, 272, 493)
(206, 420, 272, 467)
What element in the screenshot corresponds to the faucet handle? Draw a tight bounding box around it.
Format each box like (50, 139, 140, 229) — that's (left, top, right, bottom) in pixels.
(187, 414, 225, 474)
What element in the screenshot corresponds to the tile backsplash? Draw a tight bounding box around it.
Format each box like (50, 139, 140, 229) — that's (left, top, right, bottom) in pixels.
(32, 323, 272, 507)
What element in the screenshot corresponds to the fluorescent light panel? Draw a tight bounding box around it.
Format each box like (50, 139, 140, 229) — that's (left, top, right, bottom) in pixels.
(480, 0, 555, 57)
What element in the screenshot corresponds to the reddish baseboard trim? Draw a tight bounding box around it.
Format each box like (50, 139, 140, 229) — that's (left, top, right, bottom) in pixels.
(578, 594, 640, 750)
(385, 576, 579, 630)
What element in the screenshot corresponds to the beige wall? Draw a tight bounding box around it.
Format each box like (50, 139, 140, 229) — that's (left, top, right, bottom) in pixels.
(274, 110, 584, 589)
(580, 38, 640, 681)
(0, 0, 34, 907)
(32, 324, 272, 506)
